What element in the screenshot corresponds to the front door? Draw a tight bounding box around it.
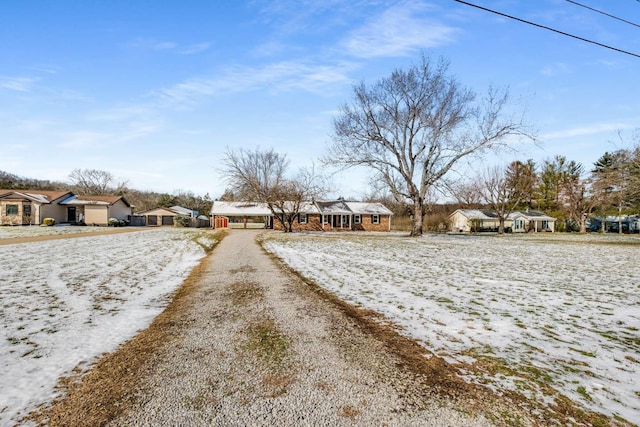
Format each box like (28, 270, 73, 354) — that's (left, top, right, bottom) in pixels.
(67, 206, 76, 223)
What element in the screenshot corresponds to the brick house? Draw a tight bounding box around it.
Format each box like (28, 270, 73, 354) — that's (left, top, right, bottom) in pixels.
(211, 200, 393, 232)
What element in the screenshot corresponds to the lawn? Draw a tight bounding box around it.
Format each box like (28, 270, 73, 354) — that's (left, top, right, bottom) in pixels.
(0, 228, 219, 425)
(262, 232, 640, 424)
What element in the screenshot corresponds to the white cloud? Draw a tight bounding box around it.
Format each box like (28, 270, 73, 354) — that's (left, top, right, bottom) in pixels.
(179, 42, 211, 55)
(341, 2, 457, 58)
(0, 76, 39, 92)
(126, 38, 210, 54)
(150, 60, 357, 108)
(542, 122, 630, 140)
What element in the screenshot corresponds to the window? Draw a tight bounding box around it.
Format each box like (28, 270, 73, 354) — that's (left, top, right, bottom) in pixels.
(298, 213, 307, 224)
(371, 214, 380, 224)
(23, 205, 31, 217)
(353, 214, 361, 224)
(323, 215, 329, 224)
(6, 204, 18, 216)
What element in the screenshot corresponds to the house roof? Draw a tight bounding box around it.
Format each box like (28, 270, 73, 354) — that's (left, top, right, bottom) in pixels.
(136, 207, 181, 216)
(169, 205, 196, 216)
(315, 200, 352, 214)
(344, 202, 393, 216)
(451, 209, 556, 221)
(211, 201, 273, 216)
(59, 195, 131, 207)
(510, 210, 556, 221)
(212, 200, 393, 217)
(0, 189, 72, 204)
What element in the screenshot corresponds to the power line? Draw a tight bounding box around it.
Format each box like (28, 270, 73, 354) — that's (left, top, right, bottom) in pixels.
(565, 0, 640, 28)
(454, 0, 640, 59)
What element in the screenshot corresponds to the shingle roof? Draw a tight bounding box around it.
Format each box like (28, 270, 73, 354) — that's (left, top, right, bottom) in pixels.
(0, 189, 71, 204)
(345, 202, 393, 215)
(60, 195, 131, 207)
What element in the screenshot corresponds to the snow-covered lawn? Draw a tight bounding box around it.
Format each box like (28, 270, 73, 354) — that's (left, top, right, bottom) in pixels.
(262, 232, 640, 423)
(0, 228, 218, 425)
(0, 225, 125, 239)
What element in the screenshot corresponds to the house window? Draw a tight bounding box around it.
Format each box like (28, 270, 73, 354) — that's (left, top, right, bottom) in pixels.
(299, 213, 307, 224)
(514, 219, 525, 230)
(354, 214, 361, 224)
(323, 215, 329, 224)
(23, 205, 32, 217)
(371, 214, 380, 224)
(6, 204, 18, 216)
(542, 220, 549, 230)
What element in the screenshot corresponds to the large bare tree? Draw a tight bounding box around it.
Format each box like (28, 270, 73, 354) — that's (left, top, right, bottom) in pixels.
(325, 55, 532, 236)
(221, 147, 326, 232)
(68, 168, 128, 195)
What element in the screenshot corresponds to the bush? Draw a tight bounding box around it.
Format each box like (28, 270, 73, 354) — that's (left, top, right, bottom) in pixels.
(42, 218, 56, 226)
(173, 214, 191, 228)
(108, 218, 121, 227)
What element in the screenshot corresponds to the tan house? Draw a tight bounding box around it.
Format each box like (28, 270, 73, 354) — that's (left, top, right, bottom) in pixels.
(211, 200, 393, 232)
(449, 209, 556, 233)
(136, 206, 210, 227)
(0, 190, 73, 225)
(0, 189, 132, 226)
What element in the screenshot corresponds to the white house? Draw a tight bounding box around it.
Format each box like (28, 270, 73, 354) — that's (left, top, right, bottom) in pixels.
(450, 209, 556, 233)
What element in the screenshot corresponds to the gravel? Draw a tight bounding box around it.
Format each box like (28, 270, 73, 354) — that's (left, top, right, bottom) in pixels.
(107, 229, 497, 426)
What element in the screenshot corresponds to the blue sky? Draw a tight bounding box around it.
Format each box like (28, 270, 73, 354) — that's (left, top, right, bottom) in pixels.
(1, 0, 638, 199)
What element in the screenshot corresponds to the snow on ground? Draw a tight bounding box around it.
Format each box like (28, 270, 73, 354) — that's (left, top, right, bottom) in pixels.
(0, 225, 123, 239)
(0, 228, 215, 426)
(262, 232, 640, 423)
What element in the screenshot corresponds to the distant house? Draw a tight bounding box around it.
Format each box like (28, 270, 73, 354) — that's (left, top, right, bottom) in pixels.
(588, 215, 640, 234)
(449, 209, 556, 233)
(211, 200, 393, 232)
(136, 205, 209, 227)
(0, 189, 132, 226)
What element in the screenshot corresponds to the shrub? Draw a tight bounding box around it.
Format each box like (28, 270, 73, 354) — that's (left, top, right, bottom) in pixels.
(42, 218, 56, 226)
(173, 214, 191, 228)
(108, 218, 121, 227)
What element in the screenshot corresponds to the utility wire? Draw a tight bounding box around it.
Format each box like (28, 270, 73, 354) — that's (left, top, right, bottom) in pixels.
(565, 0, 640, 28)
(454, 0, 640, 59)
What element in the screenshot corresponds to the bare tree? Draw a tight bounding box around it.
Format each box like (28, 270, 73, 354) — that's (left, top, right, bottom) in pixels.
(477, 164, 524, 234)
(560, 161, 599, 234)
(221, 147, 327, 232)
(325, 55, 533, 236)
(68, 168, 128, 195)
(449, 180, 482, 208)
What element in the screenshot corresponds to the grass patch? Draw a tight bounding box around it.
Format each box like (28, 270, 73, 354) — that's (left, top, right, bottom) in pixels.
(245, 318, 291, 368)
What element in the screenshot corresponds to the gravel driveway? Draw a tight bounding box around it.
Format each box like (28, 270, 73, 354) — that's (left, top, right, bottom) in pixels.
(107, 229, 499, 426)
(31, 229, 516, 426)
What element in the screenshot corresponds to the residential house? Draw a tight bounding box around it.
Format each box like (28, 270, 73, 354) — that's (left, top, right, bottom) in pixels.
(449, 209, 556, 233)
(136, 205, 210, 227)
(211, 200, 393, 232)
(0, 189, 132, 226)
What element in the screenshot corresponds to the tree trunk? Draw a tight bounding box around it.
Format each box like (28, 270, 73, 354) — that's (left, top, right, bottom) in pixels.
(498, 218, 505, 234)
(409, 200, 424, 237)
(579, 217, 587, 234)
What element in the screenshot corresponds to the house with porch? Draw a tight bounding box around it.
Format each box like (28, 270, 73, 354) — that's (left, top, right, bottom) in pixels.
(0, 189, 132, 226)
(449, 209, 556, 233)
(211, 200, 393, 232)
